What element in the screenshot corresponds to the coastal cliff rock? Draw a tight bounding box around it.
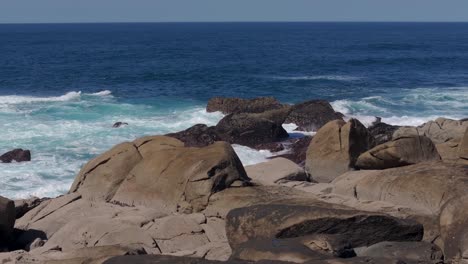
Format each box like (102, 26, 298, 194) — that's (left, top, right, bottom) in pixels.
(305, 119, 375, 183)
(0, 149, 31, 163)
(355, 136, 441, 170)
(285, 100, 344, 132)
(244, 158, 308, 185)
(206, 97, 283, 114)
(0, 196, 15, 246)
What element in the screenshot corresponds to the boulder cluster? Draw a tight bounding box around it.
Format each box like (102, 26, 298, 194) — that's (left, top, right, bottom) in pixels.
(0, 96, 467, 264)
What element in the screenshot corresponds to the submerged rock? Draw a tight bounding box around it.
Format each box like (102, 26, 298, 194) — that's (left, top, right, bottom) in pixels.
(0, 149, 31, 163)
(112, 122, 128, 128)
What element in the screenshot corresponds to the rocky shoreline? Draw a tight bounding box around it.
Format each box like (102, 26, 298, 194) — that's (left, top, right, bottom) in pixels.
(1, 96, 467, 264)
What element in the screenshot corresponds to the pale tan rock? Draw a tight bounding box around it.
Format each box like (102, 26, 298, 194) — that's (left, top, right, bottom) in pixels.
(355, 136, 440, 169)
(69, 142, 142, 201)
(245, 158, 308, 185)
(201, 218, 227, 243)
(111, 139, 249, 213)
(305, 119, 374, 183)
(393, 117, 468, 144)
(459, 127, 468, 162)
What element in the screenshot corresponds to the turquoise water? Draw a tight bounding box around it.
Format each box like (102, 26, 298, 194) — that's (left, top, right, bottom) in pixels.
(0, 23, 467, 198)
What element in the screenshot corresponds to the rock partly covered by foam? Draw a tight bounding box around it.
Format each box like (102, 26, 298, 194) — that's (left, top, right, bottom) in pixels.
(0, 196, 15, 246)
(355, 136, 441, 170)
(305, 119, 375, 183)
(285, 100, 344, 132)
(206, 97, 283, 114)
(272, 136, 313, 166)
(70, 136, 249, 213)
(0, 149, 31, 163)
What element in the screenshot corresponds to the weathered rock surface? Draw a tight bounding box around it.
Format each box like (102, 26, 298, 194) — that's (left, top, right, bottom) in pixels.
(333, 162, 468, 216)
(227, 202, 423, 262)
(354, 241, 443, 262)
(206, 97, 283, 114)
(367, 122, 400, 145)
(245, 158, 308, 185)
(70, 136, 249, 212)
(285, 100, 344, 132)
(393, 117, 468, 144)
(355, 136, 440, 170)
(458, 127, 468, 164)
(0, 149, 31, 163)
(0, 196, 15, 245)
(305, 119, 375, 183)
(439, 194, 468, 262)
(14, 197, 49, 219)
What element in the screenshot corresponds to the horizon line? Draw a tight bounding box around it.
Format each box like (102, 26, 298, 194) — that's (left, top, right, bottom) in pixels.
(2, 20, 468, 25)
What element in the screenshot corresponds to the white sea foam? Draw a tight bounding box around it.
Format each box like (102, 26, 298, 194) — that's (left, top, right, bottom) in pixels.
(0, 91, 82, 105)
(87, 90, 113, 96)
(232, 145, 273, 166)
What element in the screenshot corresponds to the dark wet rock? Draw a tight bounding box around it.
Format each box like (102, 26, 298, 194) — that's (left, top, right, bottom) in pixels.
(226, 202, 423, 262)
(215, 109, 289, 148)
(254, 142, 285, 152)
(206, 97, 283, 114)
(0, 196, 15, 245)
(368, 122, 400, 145)
(0, 149, 31, 163)
(112, 122, 128, 128)
(166, 124, 222, 147)
(285, 100, 344, 132)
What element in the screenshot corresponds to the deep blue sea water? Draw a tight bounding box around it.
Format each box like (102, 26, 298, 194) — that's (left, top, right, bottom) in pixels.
(1, 22, 467, 198)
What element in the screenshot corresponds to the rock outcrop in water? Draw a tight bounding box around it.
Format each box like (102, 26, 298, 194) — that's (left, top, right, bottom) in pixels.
(0, 149, 31, 163)
(2, 112, 468, 263)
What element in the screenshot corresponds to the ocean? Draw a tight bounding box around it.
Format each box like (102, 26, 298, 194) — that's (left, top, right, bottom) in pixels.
(0, 22, 467, 198)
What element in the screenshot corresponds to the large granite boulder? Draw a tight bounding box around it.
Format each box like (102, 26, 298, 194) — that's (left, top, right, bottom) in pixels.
(215, 109, 289, 148)
(0, 149, 31, 163)
(393, 118, 468, 144)
(0, 196, 15, 246)
(439, 194, 468, 262)
(333, 162, 468, 216)
(355, 136, 441, 170)
(285, 100, 344, 132)
(245, 158, 308, 185)
(305, 119, 375, 183)
(206, 97, 283, 114)
(70, 136, 250, 213)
